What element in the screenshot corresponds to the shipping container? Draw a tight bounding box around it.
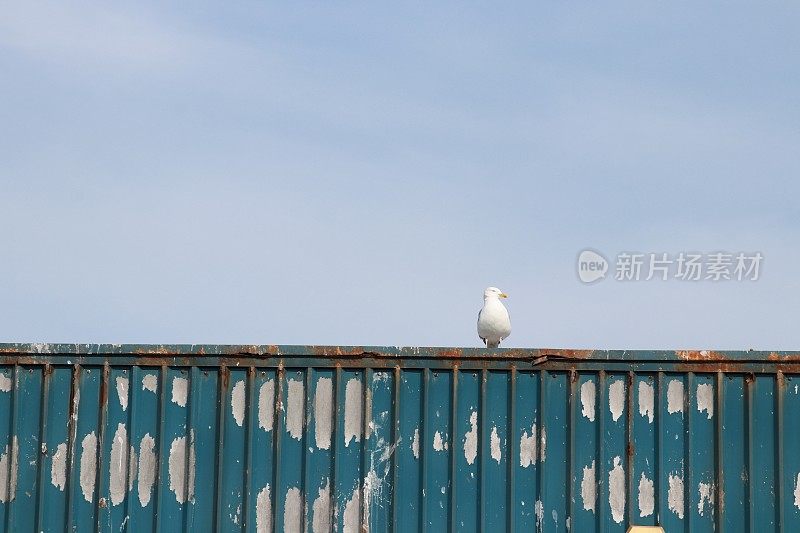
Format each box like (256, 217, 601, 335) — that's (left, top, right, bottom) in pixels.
(0, 344, 798, 532)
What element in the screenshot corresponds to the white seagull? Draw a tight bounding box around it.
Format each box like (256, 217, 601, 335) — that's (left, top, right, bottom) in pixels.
(477, 287, 511, 348)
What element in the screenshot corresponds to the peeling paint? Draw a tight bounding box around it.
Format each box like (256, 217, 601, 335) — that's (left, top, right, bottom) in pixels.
(520, 423, 537, 468)
(363, 468, 384, 530)
(609, 380, 625, 422)
(411, 428, 420, 459)
(795, 473, 800, 510)
(142, 374, 158, 393)
(433, 431, 446, 452)
(286, 379, 304, 440)
(667, 380, 684, 414)
(581, 460, 596, 513)
(638, 381, 654, 423)
(0, 436, 19, 502)
(344, 379, 363, 447)
(0, 373, 11, 392)
(172, 377, 188, 407)
(256, 485, 272, 533)
(638, 472, 654, 517)
(51, 442, 67, 491)
(314, 377, 333, 449)
(698, 481, 715, 516)
(128, 445, 138, 492)
(116, 376, 129, 411)
(110, 423, 128, 506)
(343, 486, 360, 533)
(668, 473, 684, 518)
(232, 380, 246, 427)
(258, 380, 275, 432)
(581, 380, 596, 421)
(284, 487, 302, 533)
(539, 426, 547, 462)
(80, 432, 97, 503)
(464, 411, 478, 465)
(696, 383, 714, 419)
(608, 456, 625, 523)
(490, 426, 502, 463)
(138, 434, 156, 507)
(312, 479, 331, 533)
(168, 432, 196, 504)
(535, 499, 544, 530)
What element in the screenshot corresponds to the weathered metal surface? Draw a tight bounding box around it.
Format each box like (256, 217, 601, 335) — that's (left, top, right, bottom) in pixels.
(0, 344, 798, 532)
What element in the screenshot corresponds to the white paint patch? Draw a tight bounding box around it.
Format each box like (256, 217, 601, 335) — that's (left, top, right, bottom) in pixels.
(110, 423, 128, 506)
(0, 373, 11, 392)
(698, 481, 715, 516)
(638, 381, 655, 423)
(284, 487, 303, 533)
(72, 389, 80, 421)
(116, 376, 129, 411)
(168, 434, 196, 504)
(581, 460, 596, 512)
(608, 456, 625, 523)
(80, 432, 97, 503)
(363, 469, 383, 529)
(286, 379, 304, 440)
(609, 380, 625, 422)
(258, 380, 275, 432)
(344, 379, 363, 447)
(433, 431, 445, 451)
(490, 426, 502, 463)
(343, 486, 360, 533)
(667, 379, 684, 414)
(138, 434, 156, 507)
(581, 380, 596, 421)
(231, 380, 246, 427)
(795, 473, 800, 510)
(256, 485, 272, 533)
(314, 378, 333, 449)
(696, 383, 714, 419)
(464, 411, 478, 465)
(0, 436, 19, 502)
(172, 377, 188, 407)
(535, 499, 544, 530)
(539, 426, 547, 462)
(51, 442, 67, 491)
(142, 374, 158, 393)
(638, 472, 654, 517)
(668, 473, 685, 518)
(519, 423, 537, 468)
(411, 428, 420, 459)
(128, 445, 138, 492)
(312, 479, 331, 533)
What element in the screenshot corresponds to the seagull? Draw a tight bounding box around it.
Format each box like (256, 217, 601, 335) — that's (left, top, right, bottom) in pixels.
(477, 287, 511, 348)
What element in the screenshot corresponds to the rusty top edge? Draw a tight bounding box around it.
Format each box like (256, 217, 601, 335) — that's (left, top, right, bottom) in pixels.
(0, 344, 798, 362)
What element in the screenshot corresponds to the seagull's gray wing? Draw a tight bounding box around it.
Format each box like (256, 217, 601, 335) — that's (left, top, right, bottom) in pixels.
(477, 309, 487, 345)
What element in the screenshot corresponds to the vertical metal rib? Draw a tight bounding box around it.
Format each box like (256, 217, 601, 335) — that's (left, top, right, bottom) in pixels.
(747, 374, 754, 533)
(361, 367, 373, 530)
(391, 365, 400, 533)
(332, 366, 342, 531)
(271, 365, 285, 532)
(625, 371, 634, 526)
(154, 365, 168, 533)
(597, 370, 605, 532)
(4, 365, 19, 531)
(65, 364, 81, 532)
(656, 371, 664, 524)
(507, 367, 516, 532)
(127, 366, 140, 532)
(302, 367, 313, 533)
(449, 366, 459, 533)
(184, 366, 200, 533)
(568, 369, 576, 530)
(35, 363, 52, 532)
(93, 362, 110, 533)
(685, 372, 693, 533)
(715, 371, 725, 533)
(776, 371, 785, 533)
(538, 370, 548, 531)
(420, 368, 429, 533)
(479, 368, 487, 533)
(242, 367, 256, 533)
(213, 366, 229, 533)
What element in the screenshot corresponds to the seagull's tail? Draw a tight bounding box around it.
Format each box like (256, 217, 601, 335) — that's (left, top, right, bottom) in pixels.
(486, 340, 500, 349)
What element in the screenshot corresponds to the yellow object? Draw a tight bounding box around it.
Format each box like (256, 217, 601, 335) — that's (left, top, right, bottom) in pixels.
(627, 527, 665, 533)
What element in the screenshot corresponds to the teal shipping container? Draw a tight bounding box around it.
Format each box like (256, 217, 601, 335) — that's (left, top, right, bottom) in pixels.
(0, 344, 799, 532)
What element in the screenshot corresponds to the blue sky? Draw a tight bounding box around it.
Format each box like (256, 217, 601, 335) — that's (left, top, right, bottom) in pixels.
(1, 2, 799, 349)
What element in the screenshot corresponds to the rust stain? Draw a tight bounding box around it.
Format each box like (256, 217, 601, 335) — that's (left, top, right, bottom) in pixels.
(675, 350, 722, 361)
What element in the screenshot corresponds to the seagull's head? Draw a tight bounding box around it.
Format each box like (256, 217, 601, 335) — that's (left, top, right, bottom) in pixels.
(484, 287, 508, 300)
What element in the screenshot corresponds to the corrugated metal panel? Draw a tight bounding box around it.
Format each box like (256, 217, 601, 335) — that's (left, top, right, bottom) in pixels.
(0, 344, 799, 532)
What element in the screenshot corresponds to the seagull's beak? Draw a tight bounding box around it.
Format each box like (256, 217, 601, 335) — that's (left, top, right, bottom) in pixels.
(500, 293, 508, 298)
